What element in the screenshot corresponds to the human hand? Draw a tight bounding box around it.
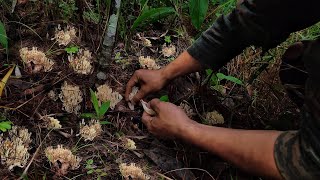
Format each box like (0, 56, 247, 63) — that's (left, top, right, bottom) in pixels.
(141, 99, 197, 139)
(125, 69, 169, 104)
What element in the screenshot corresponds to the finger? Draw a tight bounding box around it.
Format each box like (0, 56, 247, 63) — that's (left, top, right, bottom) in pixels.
(149, 98, 162, 113)
(141, 111, 152, 128)
(132, 89, 147, 104)
(125, 72, 139, 101)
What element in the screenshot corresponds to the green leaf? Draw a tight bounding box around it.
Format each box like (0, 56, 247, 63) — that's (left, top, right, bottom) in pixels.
(100, 120, 112, 125)
(65, 46, 79, 54)
(159, 95, 169, 102)
(100, 172, 107, 176)
(98, 101, 110, 118)
(87, 159, 94, 165)
(0, 121, 12, 132)
(90, 89, 100, 116)
(216, 73, 243, 85)
(164, 36, 171, 43)
(189, 0, 209, 29)
(132, 7, 176, 30)
(95, 169, 102, 173)
(80, 113, 96, 119)
(0, 21, 8, 52)
(87, 169, 94, 174)
(206, 69, 219, 85)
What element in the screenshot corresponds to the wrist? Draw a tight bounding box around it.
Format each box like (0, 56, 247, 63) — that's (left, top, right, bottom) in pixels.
(160, 67, 174, 82)
(177, 120, 201, 141)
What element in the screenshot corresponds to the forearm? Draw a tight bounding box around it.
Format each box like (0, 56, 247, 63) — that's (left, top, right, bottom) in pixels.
(161, 51, 202, 81)
(182, 123, 283, 179)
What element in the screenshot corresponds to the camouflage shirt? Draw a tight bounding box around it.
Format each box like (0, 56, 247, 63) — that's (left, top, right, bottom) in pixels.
(187, 0, 320, 179)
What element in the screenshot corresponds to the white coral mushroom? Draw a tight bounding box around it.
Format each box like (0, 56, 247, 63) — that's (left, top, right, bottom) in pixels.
(179, 102, 196, 118)
(44, 116, 62, 129)
(205, 111, 224, 125)
(52, 25, 77, 46)
(45, 145, 81, 176)
(59, 81, 83, 114)
(96, 84, 123, 110)
(138, 56, 160, 70)
(78, 119, 102, 141)
(162, 44, 176, 57)
(0, 126, 32, 170)
(68, 49, 93, 75)
(128, 86, 139, 110)
(119, 163, 150, 180)
(123, 138, 137, 150)
(19, 47, 54, 73)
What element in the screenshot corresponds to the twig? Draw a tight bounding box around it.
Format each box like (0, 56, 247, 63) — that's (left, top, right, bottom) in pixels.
(19, 129, 53, 180)
(164, 168, 215, 180)
(157, 173, 174, 180)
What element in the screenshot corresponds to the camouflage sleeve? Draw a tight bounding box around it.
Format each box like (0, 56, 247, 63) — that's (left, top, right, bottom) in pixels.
(274, 40, 320, 179)
(187, 0, 320, 70)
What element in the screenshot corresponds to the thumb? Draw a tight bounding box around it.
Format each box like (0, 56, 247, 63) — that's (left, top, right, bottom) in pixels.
(149, 98, 161, 113)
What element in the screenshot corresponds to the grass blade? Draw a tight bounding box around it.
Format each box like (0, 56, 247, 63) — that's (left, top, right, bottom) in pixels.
(0, 21, 8, 52)
(90, 89, 100, 115)
(99, 101, 110, 118)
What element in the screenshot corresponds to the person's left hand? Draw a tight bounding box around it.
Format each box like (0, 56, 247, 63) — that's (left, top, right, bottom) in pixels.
(141, 99, 197, 139)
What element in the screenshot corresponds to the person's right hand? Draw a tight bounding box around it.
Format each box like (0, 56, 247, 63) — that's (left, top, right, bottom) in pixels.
(125, 69, 169, 104)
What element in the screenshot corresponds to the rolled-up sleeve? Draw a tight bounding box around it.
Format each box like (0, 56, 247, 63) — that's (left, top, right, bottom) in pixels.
(187, 0, 320, 70)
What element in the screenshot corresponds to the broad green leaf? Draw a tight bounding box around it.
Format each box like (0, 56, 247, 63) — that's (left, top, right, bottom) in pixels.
(0, 21, 8, 51)
(90, 89, 100, 115)
(189, 0, 209, 29)
(100, 120, 112, 125)
(99, 101, 110, 118)
(159, 95, 169, 102)
(65, 46, 79, 54)
(80, 113, 96, 119)
(132, 7, 176, 30)
(216, 73, 243, 85)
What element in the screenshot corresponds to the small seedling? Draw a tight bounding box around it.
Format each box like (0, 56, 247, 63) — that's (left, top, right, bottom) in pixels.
(159, 95, 169, 102)
(0, 121, 12, 132)
(85, 159, 107, 180)
(80, 89, 112, 125)
(65, 46, 79, 54)
(164, 36, 171, 43)
(206, 69, 243, 94)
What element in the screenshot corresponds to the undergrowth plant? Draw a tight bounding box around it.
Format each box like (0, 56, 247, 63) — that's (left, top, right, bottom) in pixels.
(85, 159, 107, 179)
(0, 20, 8, 53)
(65, 46, 79, 54)
(206, 69, 243, 93)
(0, 114, 12, 132)
(58, 0, 78, 21)
(81, 89, 112, 125)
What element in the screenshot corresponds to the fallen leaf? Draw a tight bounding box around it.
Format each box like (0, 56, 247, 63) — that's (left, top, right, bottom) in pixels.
(0, 65, 15, 98)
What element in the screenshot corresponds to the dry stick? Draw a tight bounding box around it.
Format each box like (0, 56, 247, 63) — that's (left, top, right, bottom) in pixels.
(192, 95, 206, 122)
(164, 168, 215, 180)
(8, 72, 74, 110)
(157, 173, 174, 180)
(19, 129, 53, 180)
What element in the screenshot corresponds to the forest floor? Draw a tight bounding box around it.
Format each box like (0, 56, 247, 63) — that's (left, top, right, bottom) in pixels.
(0, 1, 304, 180)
